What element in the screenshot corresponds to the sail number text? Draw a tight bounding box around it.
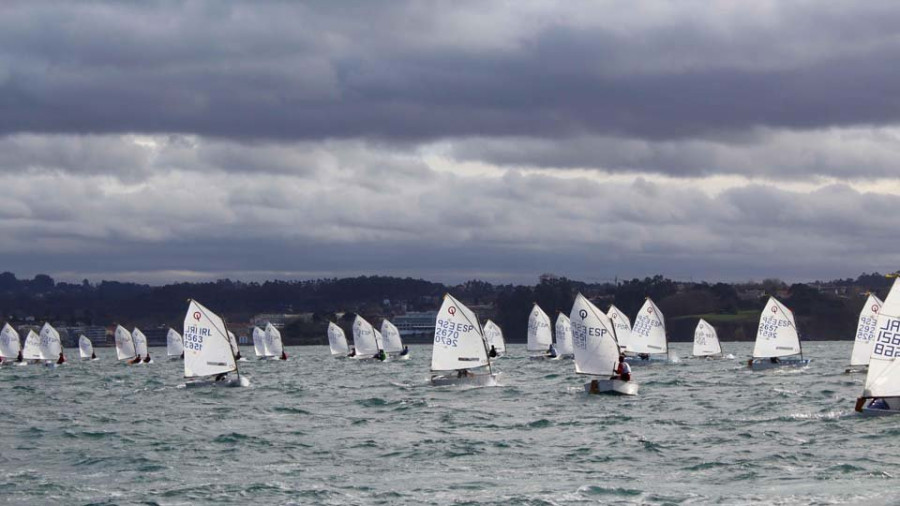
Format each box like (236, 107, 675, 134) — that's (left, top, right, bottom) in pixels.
(183, 325, 210, 351)
(874, 317, 900, 358)
(435, 318, 472, 347)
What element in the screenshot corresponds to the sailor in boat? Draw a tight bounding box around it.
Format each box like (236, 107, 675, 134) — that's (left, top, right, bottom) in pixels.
(180, 352, 184, 360)
(129, 355, 142, 365)
(91, 351, 97, 360)
(400, 345, 410, 357)
(57, 352, 66, 365)
(16, 350, 23, 363)
(234, 350, 242, 361)
(769, 357, 780, 364)
(280, 350, 287, 360)
(638, 353, 650, 361)
(376, 349, 387, 361)
(214, 372, 227, 382)
(457, 369, 470, 378)
(610, 355, 631, 381)
(489, 345, 498, 358)
(546, 343, 558, 359)
(348, 347, 357, 358)
(143, 352, 152, 363)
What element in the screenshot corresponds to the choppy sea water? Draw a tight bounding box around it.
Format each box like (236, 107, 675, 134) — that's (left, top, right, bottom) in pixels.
(0, 341, 897, 505)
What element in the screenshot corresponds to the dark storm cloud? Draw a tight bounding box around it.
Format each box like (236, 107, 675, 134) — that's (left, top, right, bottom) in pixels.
(4, 1, 900, 144)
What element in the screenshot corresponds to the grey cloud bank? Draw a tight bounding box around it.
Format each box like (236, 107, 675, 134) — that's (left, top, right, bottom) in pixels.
(1, 1, 899, 283)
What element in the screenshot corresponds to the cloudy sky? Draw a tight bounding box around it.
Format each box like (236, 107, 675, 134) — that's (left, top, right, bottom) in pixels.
(3, 0, 900, 285)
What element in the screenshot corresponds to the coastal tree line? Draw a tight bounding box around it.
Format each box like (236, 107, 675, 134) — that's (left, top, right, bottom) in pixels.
(0, 271, 893, 345)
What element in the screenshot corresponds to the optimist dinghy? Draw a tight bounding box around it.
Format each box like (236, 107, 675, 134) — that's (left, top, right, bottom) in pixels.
(430, 293, 498, 386)
(555, 313, 574, 359)
(327, 322, 349, 357)
(22, 330, 42, 364)
(183, 299, 248, 388)
(748, 297, 809, 370)
(39, 323, 64, 366)
(132, 328, 152, 364)
(0, 323, 21, 365)
(482, 320, 506, 358)
(115, 325, 137, 363)
(227, 330, 245, 361)
(626, 298, 669, 364)
(692, 319, 724, 359)
(855, 278, 900, 415)
(264, 323, 286, 360)
(571, 293, 637, 396)
(381, 319, 407, 360)
(167, 328, 184, 360)
(78, 335, 95, 360)
(252, 326, 267, 359)
(527, 303, 555, 360)
(607, 304, 634, 354)
(846, 294, 883, 374)
(351, 315, 381, 360)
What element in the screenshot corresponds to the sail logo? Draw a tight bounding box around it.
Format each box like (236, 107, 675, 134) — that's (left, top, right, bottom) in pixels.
(771, 306, 778, 313)
(193, 311, 201, 321)
(873, 304, 880, 313)
(448, 306, 456, 315)
(579, 309, 587, 320)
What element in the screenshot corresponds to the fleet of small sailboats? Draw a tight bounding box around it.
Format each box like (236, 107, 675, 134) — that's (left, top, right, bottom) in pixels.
(748, 296, 809, 370)
(8, 286, 900, 415)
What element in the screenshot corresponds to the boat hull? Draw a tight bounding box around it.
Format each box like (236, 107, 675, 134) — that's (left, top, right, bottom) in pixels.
(625, 354, 669, 365)
(431, 372, 499, 387)
(584, 379, 639, 396)
(186, 375, 251, 388)
(748, 358, 810, 370)
(844, 365, 868, 374)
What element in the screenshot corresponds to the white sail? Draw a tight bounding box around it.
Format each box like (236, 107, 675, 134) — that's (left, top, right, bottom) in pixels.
(431, 293, 489, 372)
(863, 278, 900, 397)
(527, 303, 553, 352)
(39, 323, 62, 360)
(692, 319, 721, 357)
(555, 313, 574, 355)
(607, 304, 634, 352)
(227, 330, 240, 356)
(22, 330, 42, 360)
(264, 323, 283, 357)
(753, 296, 801, 358)
(132, 328, 149, 357)
(167, 328, 184, 357)
(352, 315, 379, 356)
(0, 323, 21, 359)
(252, 326, 266, 357)
(570, 293, 620, 376)
(183, 299, 237, 378)
(850, 294, 883, 367)
(327, 322, 349, 355)
(630, 298, 668, 355)
(78, 335, 93, 359)
(381, 319, 403, 353)
(483, 320, 506, 353)
(115, 325, 136, 360)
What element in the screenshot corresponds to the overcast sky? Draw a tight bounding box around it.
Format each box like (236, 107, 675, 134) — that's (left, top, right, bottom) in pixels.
(2, 0, 900, 285)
